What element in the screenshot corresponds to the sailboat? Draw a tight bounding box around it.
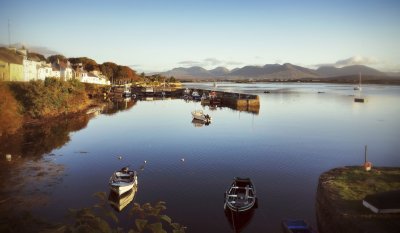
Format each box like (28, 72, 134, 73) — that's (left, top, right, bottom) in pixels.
(354, 72, 362, 91)
(354, 72, 364, 102)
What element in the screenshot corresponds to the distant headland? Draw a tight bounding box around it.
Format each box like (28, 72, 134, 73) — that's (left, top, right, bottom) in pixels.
(157, 64, 400, 84)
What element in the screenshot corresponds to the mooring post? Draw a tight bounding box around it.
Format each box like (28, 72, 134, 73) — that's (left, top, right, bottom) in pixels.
(364, 145, 367, 164)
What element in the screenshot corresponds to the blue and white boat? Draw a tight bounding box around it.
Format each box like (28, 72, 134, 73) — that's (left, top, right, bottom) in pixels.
(282, 219, 316, 233)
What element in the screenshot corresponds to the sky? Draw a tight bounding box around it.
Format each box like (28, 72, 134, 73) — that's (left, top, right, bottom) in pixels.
(0, 0, 399, 72)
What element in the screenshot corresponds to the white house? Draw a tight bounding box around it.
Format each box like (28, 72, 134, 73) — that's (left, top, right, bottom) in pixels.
(37, 62, 53, 80)
(78, 71, 110, 85)
(51, 67, 61, 78)
(23, 57, 42, 81)
(60, 60, 74, 80)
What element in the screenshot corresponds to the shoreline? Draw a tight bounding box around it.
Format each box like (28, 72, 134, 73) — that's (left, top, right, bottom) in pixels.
(180, 79, 400, 85)
(21, 99, 103, 127)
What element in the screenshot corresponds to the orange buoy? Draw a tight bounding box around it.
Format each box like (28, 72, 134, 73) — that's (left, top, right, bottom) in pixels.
(364, 161, 372, 171)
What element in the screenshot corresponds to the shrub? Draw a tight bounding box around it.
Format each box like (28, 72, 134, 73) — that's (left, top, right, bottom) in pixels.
(0, 81, 23, 135)
(8, 78, 89, 118)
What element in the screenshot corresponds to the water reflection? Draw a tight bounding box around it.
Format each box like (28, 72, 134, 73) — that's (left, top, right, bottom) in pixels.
(108, 186, 137, 212)
(0, 113, 91, 158)
(1, 83, 399, 232)
(103, 97, 137, 114)
(0, 113, 91, 223)
(191, 118, 211, 127)
(224, 209, 255, 233)
(199, 96, 260, 115)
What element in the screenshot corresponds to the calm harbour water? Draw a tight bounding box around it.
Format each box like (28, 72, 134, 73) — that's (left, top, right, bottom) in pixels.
(2, 82, 400, 232)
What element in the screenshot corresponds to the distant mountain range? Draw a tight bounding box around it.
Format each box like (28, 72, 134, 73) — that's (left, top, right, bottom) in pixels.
(160, 63, 397, 81)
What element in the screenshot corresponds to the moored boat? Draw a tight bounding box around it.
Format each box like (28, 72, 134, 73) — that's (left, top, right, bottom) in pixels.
(108, 186, 137, 211)
(191, 110, 212, 122)
(224, 177, 257, 212)
(354, 72, 362, 91)
(109, 167, 138, 195)
(192, 90, 201, 100)
(282, 219, 316, 233)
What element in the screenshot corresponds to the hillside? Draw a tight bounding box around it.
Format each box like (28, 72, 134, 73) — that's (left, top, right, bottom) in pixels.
(316, 65, 386, 77)
(163, 66, 214, 79)
(229, 63, 319, 79)
(159, 63, 398, 83)
(158, 63, 325, 80)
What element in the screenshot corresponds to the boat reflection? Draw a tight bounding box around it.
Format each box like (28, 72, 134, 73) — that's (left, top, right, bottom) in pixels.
(191, 118, 211, 127)
(108, 186, 137, 212)
(102, 97, 137, 115)
(224, 208, 255, 233)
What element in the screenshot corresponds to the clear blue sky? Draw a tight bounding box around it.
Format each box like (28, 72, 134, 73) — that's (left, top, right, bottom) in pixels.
(0, 0, 399, 72)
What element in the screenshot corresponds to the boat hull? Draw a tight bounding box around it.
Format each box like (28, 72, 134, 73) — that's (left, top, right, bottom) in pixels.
(108, 187, 137, 211)
(224, 200, 256, 212)
(224, 177, 257, 213)
(109, 168, 138, 195)
(110, 182, 135, 195)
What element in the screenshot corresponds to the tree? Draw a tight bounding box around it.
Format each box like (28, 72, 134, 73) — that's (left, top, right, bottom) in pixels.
(68, 57, 99, 71)
(47, 54, 67, 64)
(168, 76, 176, 83)
(113, 66, 139, 83)
(99, 62, 118, 80)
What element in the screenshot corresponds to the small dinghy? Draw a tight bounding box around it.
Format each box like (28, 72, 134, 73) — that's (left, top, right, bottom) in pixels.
(224, 177, 257, 212)
(282, 219, 316, 233)
(191, 110, 212, 123)
(109, 167, 138, 195)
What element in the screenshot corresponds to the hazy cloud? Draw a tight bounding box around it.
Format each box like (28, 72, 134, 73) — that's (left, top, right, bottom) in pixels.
(204, 58, 223, 66)
(0, 43, 61, 57)
(314, 55, 378, 68)
(178, 60, 203, 66)
(335, 55, 378, 67)
(28, 46, 60, 56)
(128, 64, 141, 68)
(178, 58, 243, 68)
(226, 61, 243, 66)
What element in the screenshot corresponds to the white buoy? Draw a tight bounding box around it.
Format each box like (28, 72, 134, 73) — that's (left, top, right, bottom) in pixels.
(6, 154, 11, 161)
(144, 160, 147, 164)
(181, 158, 185, 162)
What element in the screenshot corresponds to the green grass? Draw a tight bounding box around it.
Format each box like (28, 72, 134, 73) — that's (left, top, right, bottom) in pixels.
(330, 167, 400, 201)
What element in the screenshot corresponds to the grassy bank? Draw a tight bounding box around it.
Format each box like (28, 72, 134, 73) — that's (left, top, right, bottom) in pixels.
(316, 166, 400, 233)
(327, 166, 400, 201)
(0, 78, 107, 136)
